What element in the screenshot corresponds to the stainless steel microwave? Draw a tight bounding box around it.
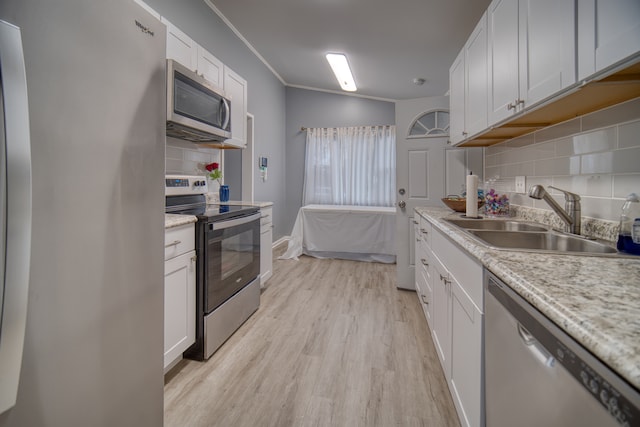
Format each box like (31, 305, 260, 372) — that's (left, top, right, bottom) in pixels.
(166, 59, 231, 143)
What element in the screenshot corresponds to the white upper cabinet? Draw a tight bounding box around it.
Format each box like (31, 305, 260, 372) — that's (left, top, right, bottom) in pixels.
(488, 0, 575, 125)
(464, 12, 489, 139)
(224, 66, 248, 148)
(449, 12, 488, 146)
(163, 18, 198, 71)
(449, 50, 466, 145)
(578, 0, 640, 80)
(197, 47, 224, 88)
(161, 17, 247, 148)
(518, 0, 575, 107)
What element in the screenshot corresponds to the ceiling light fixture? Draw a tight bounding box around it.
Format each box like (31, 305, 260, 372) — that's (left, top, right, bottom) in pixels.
(326, 53, 357, 92)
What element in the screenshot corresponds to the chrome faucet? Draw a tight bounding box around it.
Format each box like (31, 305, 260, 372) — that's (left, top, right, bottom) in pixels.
(528, 185, 581, 235)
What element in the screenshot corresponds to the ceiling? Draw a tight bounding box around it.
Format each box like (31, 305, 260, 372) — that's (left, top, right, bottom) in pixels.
(206, 0, 491, 101)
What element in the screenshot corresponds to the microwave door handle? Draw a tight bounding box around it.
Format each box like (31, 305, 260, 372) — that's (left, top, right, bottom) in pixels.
(221, 98, 230, 132)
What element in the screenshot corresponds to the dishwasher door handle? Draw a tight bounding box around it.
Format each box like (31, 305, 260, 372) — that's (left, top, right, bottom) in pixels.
(517, 323, 556, 368)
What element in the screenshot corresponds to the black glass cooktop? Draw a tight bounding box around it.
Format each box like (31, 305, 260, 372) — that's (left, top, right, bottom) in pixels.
(166, 194, 259, 221)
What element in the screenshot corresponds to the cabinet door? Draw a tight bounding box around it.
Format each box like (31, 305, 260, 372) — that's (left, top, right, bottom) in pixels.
(430, 254, 451, 379)
(164, 250, 196, 370)
(162, 18, 198, 71)
(197, 46, 224, 88)
(488, 0, 520, 125)
(519, 0, 575, 108)
(260, 227, 272, 286)
(449, 278, 483, 427)
(449, 49, 466, 145)
(578, 0, 640, 80)
(465, 12, 489, 137)
(223, 67, 248, 148)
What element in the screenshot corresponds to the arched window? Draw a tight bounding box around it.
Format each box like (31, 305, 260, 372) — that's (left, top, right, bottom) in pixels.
(407, 110, 449, 138)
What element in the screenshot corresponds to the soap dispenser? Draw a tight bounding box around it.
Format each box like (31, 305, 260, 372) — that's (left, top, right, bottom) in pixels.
(617, 193, 640, 255)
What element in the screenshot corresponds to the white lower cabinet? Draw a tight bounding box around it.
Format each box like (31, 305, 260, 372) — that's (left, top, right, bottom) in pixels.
(164, 224, 196, 372)
(450, 277, 483, 427)
(260, 206, 273, 287)
(415, 213, 484, 427)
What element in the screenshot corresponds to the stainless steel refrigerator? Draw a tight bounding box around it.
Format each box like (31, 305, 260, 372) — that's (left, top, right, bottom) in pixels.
(0, 0, 166, 425)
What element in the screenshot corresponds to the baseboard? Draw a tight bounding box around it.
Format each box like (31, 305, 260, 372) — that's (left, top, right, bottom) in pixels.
(272, 236, 289, 249)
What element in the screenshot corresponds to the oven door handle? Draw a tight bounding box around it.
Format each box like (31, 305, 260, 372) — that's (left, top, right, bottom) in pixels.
(211, 212, 261, 230)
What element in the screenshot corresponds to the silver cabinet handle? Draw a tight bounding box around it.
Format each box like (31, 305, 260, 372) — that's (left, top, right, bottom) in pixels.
(421, 258, 429, 267)
(420, 228, 428, 235)
(507, 102, 516, 111)
(191, 255, 197, 263)
(165, 240, 181, 248)
(413, 219, 419, 224)
(421, 294, 429, 305)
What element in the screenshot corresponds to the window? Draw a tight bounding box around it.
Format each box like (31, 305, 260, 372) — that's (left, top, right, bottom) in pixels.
(408, 110, 449, 138)
(303, 126, 396, 207)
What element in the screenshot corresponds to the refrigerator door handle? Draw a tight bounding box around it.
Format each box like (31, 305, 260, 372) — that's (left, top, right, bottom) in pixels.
(0, 19, 33, 415)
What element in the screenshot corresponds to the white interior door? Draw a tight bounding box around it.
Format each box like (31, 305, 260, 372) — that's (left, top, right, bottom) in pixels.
(395, 97, 450, 290)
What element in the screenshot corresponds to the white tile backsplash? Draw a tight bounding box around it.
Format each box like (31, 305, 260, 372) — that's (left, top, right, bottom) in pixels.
(485, 97, 640, 222)
(165, 137, 221, 190)
(618, 120, 640, 149)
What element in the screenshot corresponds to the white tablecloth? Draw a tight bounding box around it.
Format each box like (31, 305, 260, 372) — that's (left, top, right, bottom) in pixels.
(279, 204, 397, 263)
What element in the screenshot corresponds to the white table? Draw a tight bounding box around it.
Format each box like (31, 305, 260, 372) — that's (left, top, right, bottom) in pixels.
(279, 204, 396, 263)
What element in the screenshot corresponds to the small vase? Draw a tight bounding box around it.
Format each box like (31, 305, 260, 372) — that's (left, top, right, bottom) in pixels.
(219, 184, 229, 202)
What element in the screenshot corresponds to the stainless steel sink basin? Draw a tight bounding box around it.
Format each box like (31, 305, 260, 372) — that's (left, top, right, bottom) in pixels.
(445, 218, 549, 232)
(467, 230, 619, 254)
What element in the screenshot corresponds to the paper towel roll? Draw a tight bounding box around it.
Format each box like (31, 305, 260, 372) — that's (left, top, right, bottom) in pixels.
(466, 173, 479, 218)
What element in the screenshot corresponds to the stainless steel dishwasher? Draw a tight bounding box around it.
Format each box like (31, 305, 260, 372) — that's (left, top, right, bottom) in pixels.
(485, 271, 640, 427)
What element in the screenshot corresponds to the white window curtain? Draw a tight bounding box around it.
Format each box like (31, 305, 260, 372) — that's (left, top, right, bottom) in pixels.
(303, 125, 396, 207)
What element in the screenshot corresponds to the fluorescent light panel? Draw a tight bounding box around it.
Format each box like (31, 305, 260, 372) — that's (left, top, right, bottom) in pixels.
(326, 53, 357, 92)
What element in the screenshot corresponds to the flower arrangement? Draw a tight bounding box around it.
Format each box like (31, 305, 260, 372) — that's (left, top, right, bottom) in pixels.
(205, 162, 222, 184)
(484, 188, 510, 216)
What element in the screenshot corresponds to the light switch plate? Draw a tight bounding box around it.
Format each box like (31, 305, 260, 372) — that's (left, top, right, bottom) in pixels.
(515, 176, 526, 194)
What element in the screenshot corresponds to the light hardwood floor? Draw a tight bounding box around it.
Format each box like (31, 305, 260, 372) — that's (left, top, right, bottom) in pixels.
(164, 246, 460, 427)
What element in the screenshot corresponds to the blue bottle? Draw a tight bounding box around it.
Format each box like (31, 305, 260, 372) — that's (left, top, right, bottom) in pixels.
(616, 193, 640, 255)
(219, 185, 230, 202)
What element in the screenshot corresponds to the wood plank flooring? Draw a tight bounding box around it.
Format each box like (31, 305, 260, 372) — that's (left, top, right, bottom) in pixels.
(164, 247, 460, 427)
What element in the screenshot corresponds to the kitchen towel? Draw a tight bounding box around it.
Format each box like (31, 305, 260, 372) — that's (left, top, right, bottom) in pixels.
(466, 173, 479, 218)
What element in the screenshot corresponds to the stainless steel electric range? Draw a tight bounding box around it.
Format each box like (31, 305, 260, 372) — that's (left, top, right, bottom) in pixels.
(165, 175, 261, 360)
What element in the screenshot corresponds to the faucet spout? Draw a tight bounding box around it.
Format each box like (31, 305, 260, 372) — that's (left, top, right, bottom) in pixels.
(528, 185, 581, 235)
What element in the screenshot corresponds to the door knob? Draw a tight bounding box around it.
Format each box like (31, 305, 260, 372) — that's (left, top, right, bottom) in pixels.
(398, 188, 405, 195)
(398, 200, 406, 209)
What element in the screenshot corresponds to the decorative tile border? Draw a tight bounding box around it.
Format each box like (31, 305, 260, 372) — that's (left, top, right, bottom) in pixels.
(510, 205, 619, 242)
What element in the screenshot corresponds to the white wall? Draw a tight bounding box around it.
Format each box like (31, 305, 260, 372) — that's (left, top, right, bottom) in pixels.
(486, 97, 640, 221)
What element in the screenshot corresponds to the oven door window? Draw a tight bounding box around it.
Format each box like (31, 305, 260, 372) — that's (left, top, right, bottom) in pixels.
(205, 219, 260, 313)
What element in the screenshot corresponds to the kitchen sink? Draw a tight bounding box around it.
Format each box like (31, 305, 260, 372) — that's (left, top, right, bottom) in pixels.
(467, 230, 619, 255)
(445, 218, 549, 232)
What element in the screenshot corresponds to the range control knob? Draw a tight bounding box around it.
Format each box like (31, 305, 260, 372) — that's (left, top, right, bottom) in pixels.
(200, 180, 206, 186)
(580, 371, 589, 385)
(194, 181, 201, 187)
(589, 379, 599, 394)
(600, 389, 609, 404)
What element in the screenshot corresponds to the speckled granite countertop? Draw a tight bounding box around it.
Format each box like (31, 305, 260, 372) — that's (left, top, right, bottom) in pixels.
(164, 213, 197, 229)
(415, 207, 640, 391)
(205, 194, 273, 208)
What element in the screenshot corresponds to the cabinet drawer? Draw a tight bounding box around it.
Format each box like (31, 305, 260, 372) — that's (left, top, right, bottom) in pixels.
(260, 207, 273, 226)
(418, 215, 432, 248)
(164, 223, 195, 261)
